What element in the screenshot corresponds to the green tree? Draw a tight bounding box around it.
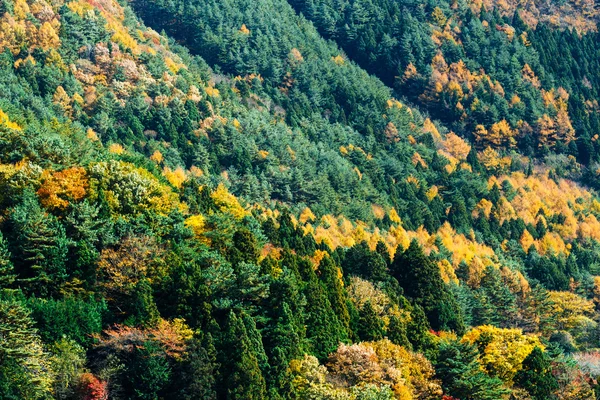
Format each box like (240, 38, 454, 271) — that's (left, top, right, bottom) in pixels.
(435, 339, 509, 400)
(8, 190, 69, 296)
(131, 278, 160, 328)
(391, 240, 464, 333)
(218, 311, 267, 399)
(318, 254, 350, 333)
(0, 299, 54, 399)
(514, 347, 558, 400)
(357, 300, 384, 341)
(0, 231, 15, 288)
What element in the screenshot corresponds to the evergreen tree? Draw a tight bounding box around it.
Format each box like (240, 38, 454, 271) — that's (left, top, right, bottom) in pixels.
(303, 279, 348, 360)
(391, 240, 464, 333)
(357, 301, 384, 341)
(514, 347, 559, 400)
(131, 278, 160, 328)
(218, 311, 267, 399)
(8, 190, 69, 296)
(318, 255, 351, 333)
(0, 299, 53, 399)
(177, 333, 217, 400)
(435, 339, 509, 400)
(0, 232, 15, 288)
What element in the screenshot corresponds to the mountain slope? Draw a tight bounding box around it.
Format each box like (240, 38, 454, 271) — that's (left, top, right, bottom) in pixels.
(0, 0, 600, 398)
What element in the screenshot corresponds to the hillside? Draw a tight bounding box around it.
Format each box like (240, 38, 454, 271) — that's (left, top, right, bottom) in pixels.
(0, 0, 600, 398)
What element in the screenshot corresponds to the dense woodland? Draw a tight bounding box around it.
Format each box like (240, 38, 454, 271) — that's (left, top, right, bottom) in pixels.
(1, 0, 600, 398)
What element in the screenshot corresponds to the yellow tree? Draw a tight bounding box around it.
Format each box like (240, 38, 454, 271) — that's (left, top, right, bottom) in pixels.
(462, 325, 542, 383)
(547, 291, 596, 332)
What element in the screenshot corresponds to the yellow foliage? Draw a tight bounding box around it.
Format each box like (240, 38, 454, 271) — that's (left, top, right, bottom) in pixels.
(520, 230, 535, 252)
(67, 0, 94, 17)
(548, 291, 596, 332)
(164, 56, 182, 74)
(462, 325, 542, 383)
(473, 198, 493, 219)
(422, 118, 441, 142)
(163, 166, 186, 189)
(411, 152, 427, 168)
(441, 132, 471, 160)
(36, 21, 60, 51)
(108, 143, 125, 155)
(52, 86, 71, 114)
(332, 55, 345, 65)
(438, 259, 458, 284)
(299, 207, 316, 224)
(371, 204, 385, 220)
(184, 214, 206, 236)
(150, 150, 164, 164)
(0, 109, 22, 131)
(257, 150, 269, 159)
(426, 186, 438, 201)
(205, 86, 220, 98)
(37, 167, 88, 210)
(210, 183, 248, 219)
(86, 128, 99, 142)
(239, 24, 250, 35)
(478, 147, 511, 171)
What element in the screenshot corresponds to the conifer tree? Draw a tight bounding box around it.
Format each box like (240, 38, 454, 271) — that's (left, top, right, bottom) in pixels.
(435, 339, 509, 400)
(357, 300, 384, 341)
(391, 240, 464, 333)
(318, 255, 350, 332)
(514, 347, 558, 400)
(8, 190, 69, 296)
(218, 311, 267, 399)
(0, 231, 15, 288)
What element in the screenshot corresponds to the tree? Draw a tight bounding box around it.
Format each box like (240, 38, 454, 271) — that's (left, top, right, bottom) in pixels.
(8, 190, 69, 296)
(304, 278, 348, 361)
(218, 311, 267, 399)
(131, 278, 161, 328)
(514, 347, 558, 399)
(390, 240, 464, 333)
(0, 231, 15, 288)
(176, 333, 217, 400)
(462, 325, 543, 383)
(435, 339, 509, 400)
(50, 338, 87, 400)
(318, 254, 350, 333)
(0, 299, 54, 399)
(357, 301, 384, 341)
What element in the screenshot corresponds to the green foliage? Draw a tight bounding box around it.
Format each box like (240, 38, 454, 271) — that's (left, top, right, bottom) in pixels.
(391, 240, 465, 333)
(514, 347, 559, 400)
(27, 296, 106, 346)
(0, 299, 54, 399)
(0, 0, 597, 397)
(435, 339, 509, 400)
(218, 311, 267, 399)
(8, 190, 69, 296)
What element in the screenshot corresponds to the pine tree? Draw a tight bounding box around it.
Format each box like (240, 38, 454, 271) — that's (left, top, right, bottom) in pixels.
(177, 333, 217, 400)
(131, 278, 160, 328)
(387, 315, 411, 349)
(8, 190, 69, 296)
(318, 255, 350, 333)
(0, 299, 53, 399)
(514, 347, 558, 400)
(303, 279, 348, 360)
(357, 301, 384, 341)
(218, 311, 267, 400)
(0, 231, 15, 288)
(391, 240, 464, 332)
(435, 339, 509, 400)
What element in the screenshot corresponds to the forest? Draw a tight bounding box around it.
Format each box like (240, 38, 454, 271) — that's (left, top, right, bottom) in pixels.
(0, 0, 600, 398)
